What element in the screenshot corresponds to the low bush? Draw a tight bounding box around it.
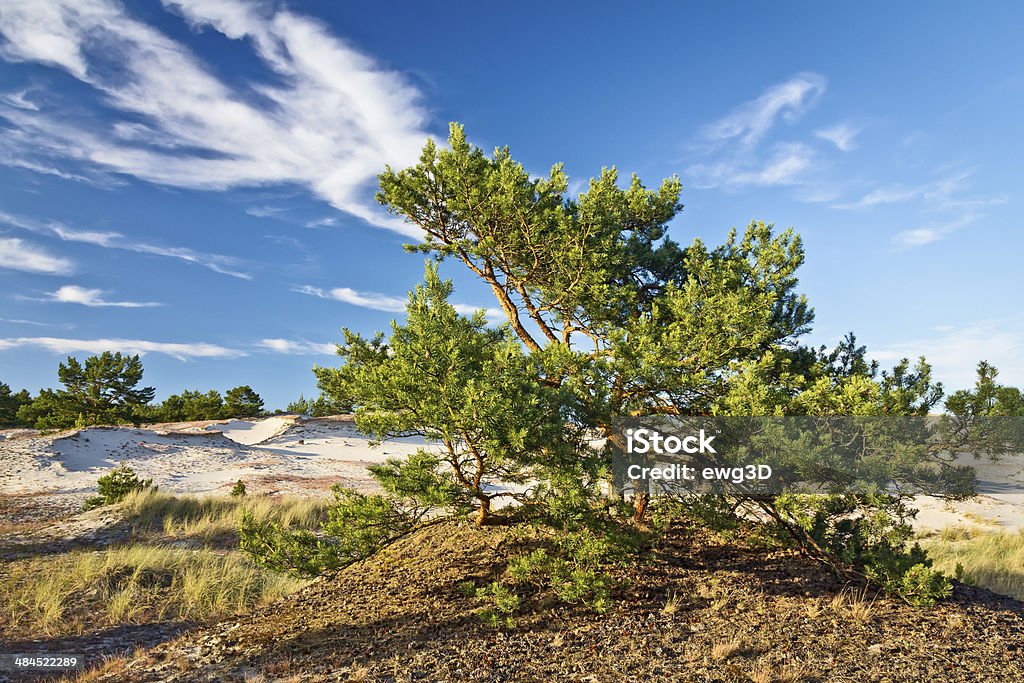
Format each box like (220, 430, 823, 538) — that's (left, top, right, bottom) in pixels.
(239, 486, 423, 576)
(84, 464, 156, 510)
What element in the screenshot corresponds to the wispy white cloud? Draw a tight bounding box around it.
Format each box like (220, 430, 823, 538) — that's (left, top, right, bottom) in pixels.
(833, 171, 1006, 212)
(871, 317, 1024, 392)
(729, 143, 814, 186)
(688, 142, 814, 189)
(258, 338, 336, 356)
(892, 213, 978, 248)
(829, 171, 1007, 248)
(0, 0, 432, 237)
(44, 284, 161, 307)
(297, 284, 504, 321)
(304, 216, 340, 229)
(0, 210, 251, 279)
(840, 187, 922, 209)
(814, 122, 860, 151)
(687, 74, 827, 189)
(298, 285, 405, 313)
(0, 236, 73, 274)
(0, 336, 245, 360)
(1, 88, 38, 110)
(701, 73, 826, 147)
(245, 206, 285, 219)
(0, 317, 72, 328)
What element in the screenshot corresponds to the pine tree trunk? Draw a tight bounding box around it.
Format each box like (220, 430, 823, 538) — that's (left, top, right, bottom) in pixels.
(632, 490, 649, 523)
(476, 497, 492, 526)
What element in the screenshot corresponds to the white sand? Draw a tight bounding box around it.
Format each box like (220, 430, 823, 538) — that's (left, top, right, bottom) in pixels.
(0, 416, 438, 498)
(207, 416, 294, 445)
(912, 451, 1024, 533)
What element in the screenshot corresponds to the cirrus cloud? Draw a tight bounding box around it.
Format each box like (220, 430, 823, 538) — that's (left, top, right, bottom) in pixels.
(296, 284, 504, 321)
(45, 285, 161, 308)
(0, 0, 434, 237)
(0, 237, 73, 274)
(258, 338, 336, 356)
(0, 336, 245, 360)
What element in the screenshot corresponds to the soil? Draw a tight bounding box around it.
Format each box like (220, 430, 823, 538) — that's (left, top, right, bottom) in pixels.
(72, 521, 1024, 683)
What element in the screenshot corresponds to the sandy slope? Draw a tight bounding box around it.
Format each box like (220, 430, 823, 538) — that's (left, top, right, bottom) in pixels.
(0, 416, 435, 500)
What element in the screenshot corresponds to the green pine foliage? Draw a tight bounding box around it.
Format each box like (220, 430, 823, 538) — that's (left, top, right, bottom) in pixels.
(17, 352, 156, 429)
(224, 385, 264, 418)
(286, 393, 352, 417)
(313, 263, 593, 527)
(239, 485, 424, 577)
(0, 381, 32, 427)
(84, 463, 156, 510)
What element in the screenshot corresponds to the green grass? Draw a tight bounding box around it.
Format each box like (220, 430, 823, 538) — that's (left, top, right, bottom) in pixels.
(0, 544, 307, 637)
(924, 527, 1024, 601)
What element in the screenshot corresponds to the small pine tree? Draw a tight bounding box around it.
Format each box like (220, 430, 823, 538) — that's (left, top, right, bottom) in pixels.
(84, 463, 156, 510)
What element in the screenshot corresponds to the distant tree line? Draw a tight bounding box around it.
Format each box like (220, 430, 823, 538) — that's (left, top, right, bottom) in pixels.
(285, 393, 353, 417)
(0, 351, 347, 430)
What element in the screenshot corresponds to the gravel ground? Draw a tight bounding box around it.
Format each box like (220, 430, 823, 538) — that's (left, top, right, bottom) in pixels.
(74, 521, 1024, 683)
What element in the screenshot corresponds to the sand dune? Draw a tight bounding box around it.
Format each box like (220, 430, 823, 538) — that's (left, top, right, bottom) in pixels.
(0, 416, 435, 500)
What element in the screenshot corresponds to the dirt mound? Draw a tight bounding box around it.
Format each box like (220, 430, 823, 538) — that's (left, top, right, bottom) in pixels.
(83, 522, 1024, 682)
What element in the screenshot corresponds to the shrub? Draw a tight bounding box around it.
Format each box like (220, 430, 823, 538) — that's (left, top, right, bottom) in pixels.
(239, 485, 421, 577)
(84, 464, 156, 510)
(475, 582, 520, 628)
(466, 524, 640, 626)
(764, 493, 952, 606)
(230, 480, 247, 498)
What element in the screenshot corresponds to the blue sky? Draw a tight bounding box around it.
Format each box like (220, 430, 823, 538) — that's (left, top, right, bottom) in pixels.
(1, 0, 1022, 409)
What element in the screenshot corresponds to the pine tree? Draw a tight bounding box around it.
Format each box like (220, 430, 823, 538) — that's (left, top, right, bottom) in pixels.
(26, 352, 155, 428)
(0, 382, 32, 427)
(224, 385, 264, 418)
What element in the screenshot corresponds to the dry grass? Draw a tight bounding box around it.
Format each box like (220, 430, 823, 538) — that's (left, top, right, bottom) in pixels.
(661, 589, 681, 615)
(828, 585, 876, 622)
(937, 525, 975, 542)
(0, 544, 307, 637)
(962, 511, 1000, 527)
(749, 659, 811, 682)
(711, 638, 743, 661)
(924, 527, 1024, 600)
(346, 664, 370, 682)
(120, 489, 330, 547)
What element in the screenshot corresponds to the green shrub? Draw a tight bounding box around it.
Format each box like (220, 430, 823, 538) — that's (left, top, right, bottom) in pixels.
(239, 485, 420, 577)
(466, 523, 635, 627)
(475, 582, 520, 628)
(230, 480, 247, 498)
(84, 464, 156, 510)
(770, 493, 952, 606)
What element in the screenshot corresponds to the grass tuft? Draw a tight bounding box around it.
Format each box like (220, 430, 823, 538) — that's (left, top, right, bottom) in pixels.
(924, 527, 1024, 600)
(120, 489, 330, 547)
(0, 543, 306, 637)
